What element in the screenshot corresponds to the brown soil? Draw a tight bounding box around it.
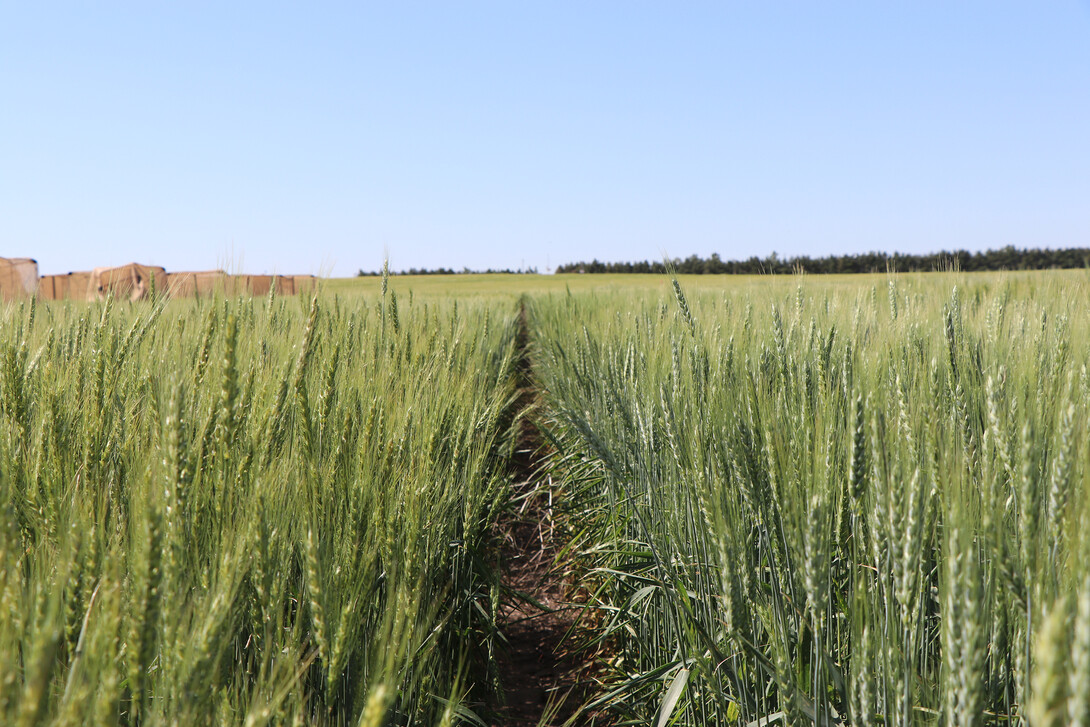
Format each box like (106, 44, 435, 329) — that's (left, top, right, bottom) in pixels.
(493, 467, 588, 726)
(490, 303, 603, 726)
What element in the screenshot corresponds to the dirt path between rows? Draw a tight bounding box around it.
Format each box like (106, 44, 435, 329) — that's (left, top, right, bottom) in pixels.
(490, 302, 600, 726)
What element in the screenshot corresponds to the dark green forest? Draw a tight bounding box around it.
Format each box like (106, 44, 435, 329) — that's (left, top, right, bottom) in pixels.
(360, 246, 1089, 277)
(556, 245, 1090, 275)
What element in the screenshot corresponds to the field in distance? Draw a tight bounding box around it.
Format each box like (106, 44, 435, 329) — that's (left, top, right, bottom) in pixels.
(323, 268, 1089, 299)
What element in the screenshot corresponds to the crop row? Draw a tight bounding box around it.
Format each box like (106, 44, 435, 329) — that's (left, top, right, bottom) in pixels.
(532, 273, 1090, 726)
(0, 290, 516, 726)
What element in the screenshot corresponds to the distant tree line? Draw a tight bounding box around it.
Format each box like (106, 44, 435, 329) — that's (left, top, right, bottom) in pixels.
(555, 246, 1090, 275)
(357, 265, 538, 276)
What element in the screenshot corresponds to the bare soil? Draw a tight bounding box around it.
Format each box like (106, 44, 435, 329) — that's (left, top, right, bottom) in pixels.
(493, 468, 589, 726)
(490, 303, 603, 726)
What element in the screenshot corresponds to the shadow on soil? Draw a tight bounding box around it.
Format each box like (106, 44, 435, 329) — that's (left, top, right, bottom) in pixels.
(488, 299, 604, 727)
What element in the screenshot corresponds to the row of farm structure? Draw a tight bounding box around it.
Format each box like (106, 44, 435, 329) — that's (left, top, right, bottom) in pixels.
(1, 258, 316, 302)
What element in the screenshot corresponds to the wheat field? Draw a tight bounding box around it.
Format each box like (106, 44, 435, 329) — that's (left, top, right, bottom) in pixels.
(532, 271, 1090, 726)
(0, 284, 518, 726)
(1, 270, 1087, 726)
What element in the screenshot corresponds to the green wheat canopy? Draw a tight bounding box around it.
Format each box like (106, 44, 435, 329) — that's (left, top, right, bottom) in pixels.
(0, 290, 516, 726)
(1, 270, 1089, 726)
(531, 272, 1090, 726)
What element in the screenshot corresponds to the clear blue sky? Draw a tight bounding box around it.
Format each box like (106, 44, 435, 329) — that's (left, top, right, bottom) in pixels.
(2, 3, 1089, 276)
